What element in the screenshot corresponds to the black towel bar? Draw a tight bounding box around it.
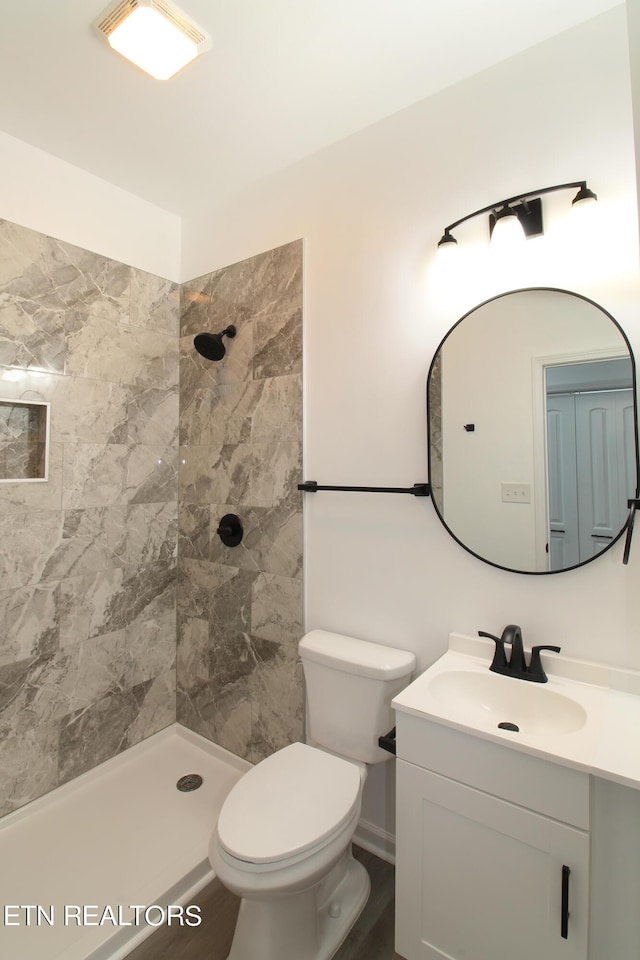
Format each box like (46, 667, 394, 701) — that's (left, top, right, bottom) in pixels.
(298, 481, 430, 497)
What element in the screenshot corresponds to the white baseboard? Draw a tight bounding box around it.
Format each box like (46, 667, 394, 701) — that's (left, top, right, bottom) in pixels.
(354, 817, 396, 866)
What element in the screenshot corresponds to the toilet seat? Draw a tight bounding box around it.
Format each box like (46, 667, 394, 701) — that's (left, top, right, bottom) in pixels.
(217, 742, 362, 865)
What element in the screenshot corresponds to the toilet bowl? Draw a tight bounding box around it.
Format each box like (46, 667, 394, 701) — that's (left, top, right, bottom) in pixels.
(209, 742, 369, 960)
(209, 630, 416, 960)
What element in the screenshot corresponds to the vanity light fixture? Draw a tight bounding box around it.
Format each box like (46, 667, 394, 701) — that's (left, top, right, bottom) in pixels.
(94, 0, 211, 80)
(437, 181, 598, 254)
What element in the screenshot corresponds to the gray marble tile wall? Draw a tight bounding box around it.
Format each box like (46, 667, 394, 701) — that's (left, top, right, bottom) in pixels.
(0, 219, 180, 816)
(177, 240, 304, 763)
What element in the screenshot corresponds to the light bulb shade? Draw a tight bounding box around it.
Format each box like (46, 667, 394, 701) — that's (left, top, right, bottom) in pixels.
(437, 230, 458, 250)
(568, 184, 600, 240)
(490, 206, 525, 248)
(95, 0, 211, 79)
(572, 184, 598, 206)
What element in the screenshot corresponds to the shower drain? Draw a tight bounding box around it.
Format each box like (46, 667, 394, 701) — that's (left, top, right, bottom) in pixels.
(176, 774, 203, 792)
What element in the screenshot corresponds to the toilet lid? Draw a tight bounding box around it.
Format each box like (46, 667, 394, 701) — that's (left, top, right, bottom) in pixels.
(217, 742, 361, 864)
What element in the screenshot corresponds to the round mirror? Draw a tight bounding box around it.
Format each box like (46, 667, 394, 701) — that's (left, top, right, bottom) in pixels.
(428, 288, 639, 574)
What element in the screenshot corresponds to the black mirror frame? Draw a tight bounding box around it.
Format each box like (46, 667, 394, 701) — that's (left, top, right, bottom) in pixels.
(427, 287, 640, 575)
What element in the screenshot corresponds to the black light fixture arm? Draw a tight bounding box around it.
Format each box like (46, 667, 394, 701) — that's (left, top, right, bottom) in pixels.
(298, 481, 430, 497)
(442, 181, 593, 236)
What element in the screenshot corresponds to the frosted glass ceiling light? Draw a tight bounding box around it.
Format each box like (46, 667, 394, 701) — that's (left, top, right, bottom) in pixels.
(95, 0, 211, 80)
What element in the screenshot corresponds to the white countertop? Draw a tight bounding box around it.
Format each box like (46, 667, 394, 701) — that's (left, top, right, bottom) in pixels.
(392, 634, 640, 791)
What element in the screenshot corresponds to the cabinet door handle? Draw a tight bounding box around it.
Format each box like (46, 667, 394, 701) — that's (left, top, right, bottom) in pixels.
(561, 864, 570, 939)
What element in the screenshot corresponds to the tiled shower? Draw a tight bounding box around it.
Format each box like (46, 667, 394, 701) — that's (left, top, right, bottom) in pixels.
(177, 241, 304, 762)
(0, 219, 303, 818)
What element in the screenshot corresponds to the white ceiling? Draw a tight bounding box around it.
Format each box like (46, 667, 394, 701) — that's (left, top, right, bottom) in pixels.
(0, 0, 624, 218)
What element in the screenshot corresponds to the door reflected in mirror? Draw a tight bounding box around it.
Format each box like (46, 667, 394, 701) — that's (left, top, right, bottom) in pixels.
(428, 289, 639, 574)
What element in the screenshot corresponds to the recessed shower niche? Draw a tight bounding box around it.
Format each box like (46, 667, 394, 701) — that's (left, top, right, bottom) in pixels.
(0, 398, 49, 482)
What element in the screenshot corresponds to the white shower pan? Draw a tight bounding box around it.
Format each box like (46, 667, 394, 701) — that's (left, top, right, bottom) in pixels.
(0, 724, 249, 960)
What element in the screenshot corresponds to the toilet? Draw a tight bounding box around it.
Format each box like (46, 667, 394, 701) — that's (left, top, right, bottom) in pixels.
(209, 629, 416, 960)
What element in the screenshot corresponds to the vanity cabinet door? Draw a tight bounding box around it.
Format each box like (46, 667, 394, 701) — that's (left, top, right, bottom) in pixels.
(395, 760, 589, 960)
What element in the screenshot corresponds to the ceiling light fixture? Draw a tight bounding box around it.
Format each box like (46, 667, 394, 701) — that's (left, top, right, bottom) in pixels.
(94, 0, 211, 80)
(437, 181, 598, 256)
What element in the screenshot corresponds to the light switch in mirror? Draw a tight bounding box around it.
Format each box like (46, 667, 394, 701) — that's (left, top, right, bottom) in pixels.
(427, 288, 639, 573)
(0, 399, 49, 482)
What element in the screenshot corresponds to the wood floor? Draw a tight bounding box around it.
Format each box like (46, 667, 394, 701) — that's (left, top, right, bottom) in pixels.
(126, 846, 404, 960)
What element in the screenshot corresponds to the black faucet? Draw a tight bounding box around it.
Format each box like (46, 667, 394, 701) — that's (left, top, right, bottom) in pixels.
(478, 625, 560, 683)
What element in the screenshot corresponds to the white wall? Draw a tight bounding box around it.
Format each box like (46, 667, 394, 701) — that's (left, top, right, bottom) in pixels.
(0, 131, 180, 280)
(182, 6, 640, 664)
(627, 0, 640, 234)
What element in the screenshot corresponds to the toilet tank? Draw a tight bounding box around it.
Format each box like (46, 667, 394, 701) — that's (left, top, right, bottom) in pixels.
(299, 630, 416, 764)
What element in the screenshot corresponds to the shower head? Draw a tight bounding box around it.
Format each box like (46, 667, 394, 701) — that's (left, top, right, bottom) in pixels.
(193, 325, 236, 361)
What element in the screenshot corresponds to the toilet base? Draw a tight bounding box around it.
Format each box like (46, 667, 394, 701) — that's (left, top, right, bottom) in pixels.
(225, 848, 371, 960)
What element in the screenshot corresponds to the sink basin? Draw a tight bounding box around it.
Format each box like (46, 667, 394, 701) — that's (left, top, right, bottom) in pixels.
(426, 669, 587, 735)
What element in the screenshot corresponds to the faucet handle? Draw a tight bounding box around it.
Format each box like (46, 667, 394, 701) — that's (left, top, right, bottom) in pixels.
(478, 630, 509, 673)
(527, 645, 561, 683)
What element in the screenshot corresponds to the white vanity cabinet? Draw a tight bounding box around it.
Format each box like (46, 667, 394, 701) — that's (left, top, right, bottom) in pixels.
(394, 714, 590, 960)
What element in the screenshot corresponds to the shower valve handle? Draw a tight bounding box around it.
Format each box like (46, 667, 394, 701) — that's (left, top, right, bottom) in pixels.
(216, 513, 243, 547)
